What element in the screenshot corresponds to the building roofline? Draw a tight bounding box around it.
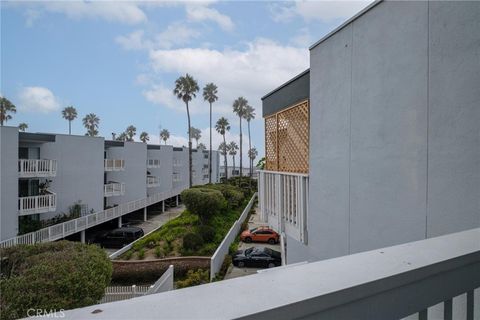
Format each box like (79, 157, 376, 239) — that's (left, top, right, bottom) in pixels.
(309, 0, 383, 51)
(19, 132, 56, 143)
(261, 69, 310, 101)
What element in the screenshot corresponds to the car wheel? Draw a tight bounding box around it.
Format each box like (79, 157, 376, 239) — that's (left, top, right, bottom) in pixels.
(244, 237, 252, 243)
(238, 261, 245, 268)
(268, 262, 276, 268)
(268, 238, 276, 244)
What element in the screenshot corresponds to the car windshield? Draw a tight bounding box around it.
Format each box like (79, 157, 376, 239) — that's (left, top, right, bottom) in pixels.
(250, 227, 258, 233)
(244, 248, 254, 255)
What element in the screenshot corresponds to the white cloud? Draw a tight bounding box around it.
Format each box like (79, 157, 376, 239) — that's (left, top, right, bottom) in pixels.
(291, 27, 315, 47)
(18, 86, 60, 113)
(186, 3, 234, 31)
(116, 30, 148, 50)
(271, 0, 372, 23)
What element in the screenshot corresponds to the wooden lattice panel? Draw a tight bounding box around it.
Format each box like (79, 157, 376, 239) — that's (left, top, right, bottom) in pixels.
(265, 115, 278, 171)
(264, 100, 309, 173)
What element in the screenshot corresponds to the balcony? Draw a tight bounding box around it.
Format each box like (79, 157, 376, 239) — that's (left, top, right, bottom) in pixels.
(147, 159, 161, 168)
(259, 170, 309, 244)
(104, 182, 125, 197)
(104, 159, 125, 172)
(146, 176, 160, 188)
(173, 160, 182, 167)
(18, 191, 56, 216)
(18, 159, 57, 178)
(173, 173, 181, 182)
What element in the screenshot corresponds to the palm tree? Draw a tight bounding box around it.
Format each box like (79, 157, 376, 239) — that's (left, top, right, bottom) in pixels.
(140, 131, 149, 143)
(189, 127, 202, 148)
(61, 106, 77, 135)
(160, 129, 170, 145)
(18, 123, 28, 132)
(227, 141, 239, 176)
(215, 117, 230, 181)
(0, 97, 17, 126)
(198, 142, 206, 151)
(203, 83, 218, 184)
(82, 113, 100, 137)
(243, 105, 256, 177)
(248, 147, 258, 173)
(232, 97, 248, 178)
(125, 125, 137, 141)
(218, 142, 228, 179)
(173, 73, 199, 188)
(116, 132, 127, 141)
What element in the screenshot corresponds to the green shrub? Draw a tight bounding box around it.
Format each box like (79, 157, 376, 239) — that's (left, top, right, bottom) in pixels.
(123, 250, 133, 260)
(176, 269, 209, 289)
(182, 233, 204, 251)
(137, 248, 146, 260)
(197, 184, 245, 208)
(198, 225, 215, 243)
(0, 241, 112, 320)
(181, 188, 226, 220)
(154, 247, 163, 258)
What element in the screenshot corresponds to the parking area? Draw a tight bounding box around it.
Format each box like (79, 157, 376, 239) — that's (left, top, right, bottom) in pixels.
(224, 207, 281, 280)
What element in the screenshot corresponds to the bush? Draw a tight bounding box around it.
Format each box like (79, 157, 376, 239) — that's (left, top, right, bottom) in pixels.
(154, 247, 163, 258)
(0, 241, 112, 320)
(201, 184, 245, 208)
(182, 233, 204, 251)
(176, 269, 209, 289)
(181, 188, 226, 220)
(137, 248, 145, 260)
(197, 225, 215, 243)
(123, 250, 133, 260)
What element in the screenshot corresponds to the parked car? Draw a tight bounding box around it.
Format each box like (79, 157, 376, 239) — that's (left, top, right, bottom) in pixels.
(96, 227, 144, 248)
(232, 247, 281, 268)
(240, 226, 279, 244)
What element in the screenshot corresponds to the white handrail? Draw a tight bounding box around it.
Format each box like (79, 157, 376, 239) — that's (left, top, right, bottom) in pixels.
(147, 159, 161, 168)
(18, 159, 57, 177)
(104, 159, 125, 171)
(18, 192, 57, 215)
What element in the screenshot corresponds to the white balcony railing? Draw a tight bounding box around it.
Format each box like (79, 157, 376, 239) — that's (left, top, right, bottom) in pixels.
(18, 191, 57, 216)
(104, 182, 125, 197)
(259, 170, 309, 244)
(173, 160, 182, 167)
(147, 176, 160, 187)
(173, 173, 181, 182)
(104, 159, 125, 171)
(147, 159, 161, 168)
(18, 159, 57, 178)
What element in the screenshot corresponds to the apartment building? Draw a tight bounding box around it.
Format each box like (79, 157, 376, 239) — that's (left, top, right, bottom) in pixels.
(259, 0, 479, 264)
(219, 165, 258, 179)
(0, 127, 220, 242)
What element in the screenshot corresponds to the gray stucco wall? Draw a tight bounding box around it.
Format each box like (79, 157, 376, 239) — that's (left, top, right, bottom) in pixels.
(173, 148, 188, 188)
(0, 127, 19, 240)
(147, 145, 173, 196)
(290, 0, 480, 264)
(41, 134, 104, 218)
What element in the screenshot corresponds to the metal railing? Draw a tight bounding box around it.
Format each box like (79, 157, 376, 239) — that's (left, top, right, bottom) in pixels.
(1, 185, 188, 248)
(18, 191, 57, 216)
(147, 159, 161, 168)
(259, 170, 309, 244)
(146, 176, 160, 187)
(18, 159, 57, 178)
(104, 159, 125, 171)
(104, 182, 125, 197)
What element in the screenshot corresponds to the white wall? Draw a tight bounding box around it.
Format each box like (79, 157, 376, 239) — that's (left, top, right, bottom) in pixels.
(147, 145, 173, 196)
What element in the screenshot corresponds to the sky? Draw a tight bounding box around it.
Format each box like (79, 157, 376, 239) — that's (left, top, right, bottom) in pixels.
(1, 0, 371, 165)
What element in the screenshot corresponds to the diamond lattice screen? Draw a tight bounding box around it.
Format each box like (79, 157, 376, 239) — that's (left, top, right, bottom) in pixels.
(264, 100, 309, 173)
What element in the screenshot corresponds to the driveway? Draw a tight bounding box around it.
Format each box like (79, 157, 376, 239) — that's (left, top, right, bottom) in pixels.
(224, 207, 281, 280)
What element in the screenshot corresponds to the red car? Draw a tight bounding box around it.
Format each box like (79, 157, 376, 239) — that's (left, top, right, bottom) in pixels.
(240, 226, 279, 244)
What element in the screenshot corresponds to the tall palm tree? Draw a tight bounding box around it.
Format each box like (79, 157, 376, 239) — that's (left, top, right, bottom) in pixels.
(61, 106, 77, 135)
(0, 97, 17, 126)
(173, 73, 199, 188)
(215, 117, 230, 181)
(203, 83, 218, 184)
(140, 131, 149, 143)
(189, 127, 202, 148)
(18, 123, 28, 132)
(227, 141, 239, 176)
(243, 105, 256, 177)
(82, 113, 100, 137)
(218, 142, 228, 180)
(232, 97, 248, 178)
(116, 132, 127, 141)
(248, 147, 258, 174)
(125, 125, 137, 141)
(160, 129, 170, 145)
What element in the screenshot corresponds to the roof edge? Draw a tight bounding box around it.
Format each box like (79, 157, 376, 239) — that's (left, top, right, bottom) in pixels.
(261, 69, 310, 101)
(309, 0, 383, 51)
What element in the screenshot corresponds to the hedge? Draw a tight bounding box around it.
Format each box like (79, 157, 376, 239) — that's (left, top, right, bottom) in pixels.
(181, 188, 227, 221)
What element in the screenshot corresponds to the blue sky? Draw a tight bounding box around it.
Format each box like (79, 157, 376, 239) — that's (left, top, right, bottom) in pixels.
(1, 0, 370, 165)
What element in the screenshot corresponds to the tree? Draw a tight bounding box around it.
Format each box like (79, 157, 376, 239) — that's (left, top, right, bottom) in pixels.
(18, 123, 28, 132)
(227, 141, 239, 176)
(243, 105, 256, 177)
(232, 97, 248, 178)
(215, 117, 230, 181)
(125, 125, 137, 141)
(140, 131, 149, 143)
(203, 83, 218, 184)
(160, 129, 170, 145)
(248, 147, 258, 174)
(173, 73, 199, 188)
(116, 132, 127, 141)
(198, 142, 206, 151)
(82, 113, 100, 137)
(189, 127, 202, 148)
(0, 97, 16, 126)
(61, 106, 77, 135)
